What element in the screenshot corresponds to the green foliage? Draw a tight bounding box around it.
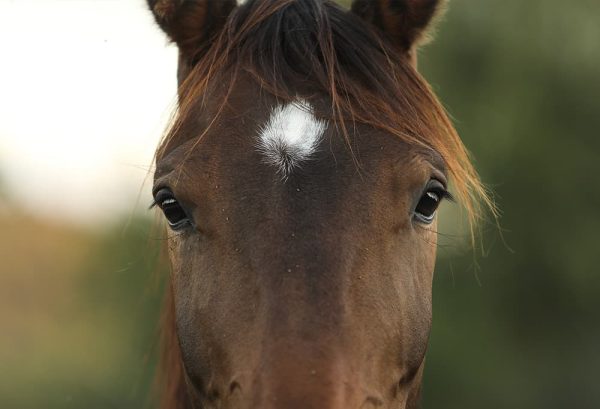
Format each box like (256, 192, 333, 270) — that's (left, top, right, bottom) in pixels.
(420, 0, 600, 407)
(0, 217, 167, 409)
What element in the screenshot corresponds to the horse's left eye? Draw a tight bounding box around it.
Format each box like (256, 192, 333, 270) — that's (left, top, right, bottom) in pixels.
(414, 181, 450, 224)
(154, 188, 190, 229)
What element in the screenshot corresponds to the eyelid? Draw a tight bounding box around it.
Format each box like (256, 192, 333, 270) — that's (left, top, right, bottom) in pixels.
(150, 187, 173, 210)
(152, 182, 170, 198)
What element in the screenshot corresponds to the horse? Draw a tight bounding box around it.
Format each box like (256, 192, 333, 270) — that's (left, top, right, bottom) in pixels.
(147, 1, 490, 408)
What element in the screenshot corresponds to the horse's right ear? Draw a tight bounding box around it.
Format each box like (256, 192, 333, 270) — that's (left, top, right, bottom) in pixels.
(351, 0, 446, 65)
(147, 0, 236, 62)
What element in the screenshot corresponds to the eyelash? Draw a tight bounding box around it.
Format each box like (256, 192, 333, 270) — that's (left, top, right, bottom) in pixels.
(436, 188, 455, 203)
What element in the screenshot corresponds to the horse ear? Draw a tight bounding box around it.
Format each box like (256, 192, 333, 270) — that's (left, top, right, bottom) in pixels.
(351, 0, 446, 63)
(147, 0, 236, 61)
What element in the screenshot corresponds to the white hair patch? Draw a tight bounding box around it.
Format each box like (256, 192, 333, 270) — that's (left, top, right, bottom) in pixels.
(257, 100, 327, 179)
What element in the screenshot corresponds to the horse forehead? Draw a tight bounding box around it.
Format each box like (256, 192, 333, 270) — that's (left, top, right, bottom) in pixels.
(163, 111, 408, 190)
(156, 79, 417, 185)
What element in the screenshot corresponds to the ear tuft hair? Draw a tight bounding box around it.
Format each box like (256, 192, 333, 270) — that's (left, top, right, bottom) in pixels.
(148, 0, 236, 60)
(351, 0, 447, 54)
(152, 0, 178, 22)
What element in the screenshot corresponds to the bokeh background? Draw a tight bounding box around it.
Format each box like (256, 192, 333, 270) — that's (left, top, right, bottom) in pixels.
(1, 0, 598, 408)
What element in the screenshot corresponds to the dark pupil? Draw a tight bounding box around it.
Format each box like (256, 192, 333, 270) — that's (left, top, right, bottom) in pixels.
(161, 198, 187, 225)
(416, 191, 440, 218)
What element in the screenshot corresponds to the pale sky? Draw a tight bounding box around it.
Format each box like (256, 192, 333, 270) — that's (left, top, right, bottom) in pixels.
(0, 0, 178, 225)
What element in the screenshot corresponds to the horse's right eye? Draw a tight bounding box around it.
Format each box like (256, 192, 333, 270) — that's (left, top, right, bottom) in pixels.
(154, 188, 190, 229)
(413, 180, 453, 225)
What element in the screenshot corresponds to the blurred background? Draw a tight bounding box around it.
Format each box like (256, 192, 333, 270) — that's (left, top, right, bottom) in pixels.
(0, 0, 598, 408)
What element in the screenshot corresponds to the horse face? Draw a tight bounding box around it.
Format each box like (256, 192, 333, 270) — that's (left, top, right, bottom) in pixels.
(154, 80, 448, 409)
(149, 1, 451, 408)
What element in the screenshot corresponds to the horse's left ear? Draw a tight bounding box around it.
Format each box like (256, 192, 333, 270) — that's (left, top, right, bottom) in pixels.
(351, 0, 446, 64)
(148, 0, 236, 82)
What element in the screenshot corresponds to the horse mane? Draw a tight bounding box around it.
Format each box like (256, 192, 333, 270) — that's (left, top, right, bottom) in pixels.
(156, 282, 189, 409)
(156, 1, 494, 407)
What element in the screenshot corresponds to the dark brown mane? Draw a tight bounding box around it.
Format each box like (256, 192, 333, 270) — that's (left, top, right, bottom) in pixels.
(155, 1, 492, 407)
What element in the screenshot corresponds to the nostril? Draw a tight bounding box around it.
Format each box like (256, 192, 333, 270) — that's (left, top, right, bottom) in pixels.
(361, 395, 384, 408)
(229, 380, 242, 395)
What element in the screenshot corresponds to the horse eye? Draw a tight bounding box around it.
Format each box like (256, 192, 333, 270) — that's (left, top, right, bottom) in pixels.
(414, 182, 449, 224)
(154, 188, 190, 229)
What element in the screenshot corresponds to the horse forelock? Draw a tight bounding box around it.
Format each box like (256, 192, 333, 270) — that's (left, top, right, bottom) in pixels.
(159, 0, 490, 228)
